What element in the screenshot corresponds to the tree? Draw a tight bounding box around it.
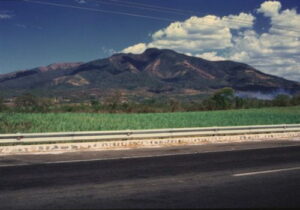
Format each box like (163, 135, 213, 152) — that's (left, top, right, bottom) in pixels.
(90, 99, 102, 112)
(272, 94, 291, 107)
(211, 87, 235, 110)
(15, 93, 38, 112)
(291, 94, 300, 106)
(0, 97, 7, 112)
(168, 99, 182, 112)
(234, 97, 246, 109)
(201, 98, 217, 110)
(105, 90, 122, 113)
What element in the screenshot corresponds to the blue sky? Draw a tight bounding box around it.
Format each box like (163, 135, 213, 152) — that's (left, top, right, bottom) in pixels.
(0, 0, 300, 81)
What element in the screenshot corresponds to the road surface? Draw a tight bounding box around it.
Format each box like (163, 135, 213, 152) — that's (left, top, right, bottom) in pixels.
(1, 140, 300, 209)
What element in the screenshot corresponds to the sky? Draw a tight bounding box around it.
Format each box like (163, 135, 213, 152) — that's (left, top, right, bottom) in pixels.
(0, 0, 300, 81)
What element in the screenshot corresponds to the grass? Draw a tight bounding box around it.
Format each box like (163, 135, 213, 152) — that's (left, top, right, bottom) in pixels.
(1, 106, 300, 134)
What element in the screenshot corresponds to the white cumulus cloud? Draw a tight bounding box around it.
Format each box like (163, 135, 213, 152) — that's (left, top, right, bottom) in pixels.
(121, 1, 300, 81)
(122, 43, 147, 54)
(257, 1, 281, 17)
(195, 52, 226, 61)
(123, 13, 254, 54)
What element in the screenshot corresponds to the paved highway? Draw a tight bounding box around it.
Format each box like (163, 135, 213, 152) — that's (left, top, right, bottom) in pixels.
(1, 140, 300, 209)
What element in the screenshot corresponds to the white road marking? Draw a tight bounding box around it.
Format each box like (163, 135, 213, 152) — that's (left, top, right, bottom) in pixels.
(233, 166, 300, 177)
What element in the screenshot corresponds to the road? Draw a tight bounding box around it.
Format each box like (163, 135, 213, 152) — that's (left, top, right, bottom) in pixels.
(1, 140, 300, 209)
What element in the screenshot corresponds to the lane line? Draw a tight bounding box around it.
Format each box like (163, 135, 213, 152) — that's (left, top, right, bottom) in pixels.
(233, 166, 300, 177)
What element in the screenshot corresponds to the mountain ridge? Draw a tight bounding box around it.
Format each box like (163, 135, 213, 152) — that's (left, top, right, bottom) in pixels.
(0, 48, 299, 100)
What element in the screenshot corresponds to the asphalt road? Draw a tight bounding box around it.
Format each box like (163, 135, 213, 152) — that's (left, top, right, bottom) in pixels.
(1, 141, 300, 209)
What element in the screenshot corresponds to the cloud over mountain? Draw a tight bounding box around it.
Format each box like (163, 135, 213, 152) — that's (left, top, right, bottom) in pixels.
(122, 1, 300, 82)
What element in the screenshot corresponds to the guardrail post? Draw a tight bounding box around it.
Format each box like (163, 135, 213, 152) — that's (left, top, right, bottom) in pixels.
(170, 128, 174, 138)
(283, 124, 287, 132)
(126, 129, 132, 137)
(16, 132, 23, 141)
(214, 127, 218, 136)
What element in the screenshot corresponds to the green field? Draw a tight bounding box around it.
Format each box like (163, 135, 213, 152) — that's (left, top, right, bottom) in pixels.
(1, 106, 300, 133)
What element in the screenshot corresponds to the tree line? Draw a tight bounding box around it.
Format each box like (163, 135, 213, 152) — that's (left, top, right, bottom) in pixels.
(1, 88, 300, 113)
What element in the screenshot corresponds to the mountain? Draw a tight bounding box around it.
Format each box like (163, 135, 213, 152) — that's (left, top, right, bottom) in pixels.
(1, 48, 299, 101)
